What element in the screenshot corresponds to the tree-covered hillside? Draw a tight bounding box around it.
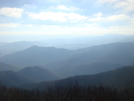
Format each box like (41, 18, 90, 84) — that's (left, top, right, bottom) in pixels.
(22, 66, 134, 90)
(0, 84, 134, 101)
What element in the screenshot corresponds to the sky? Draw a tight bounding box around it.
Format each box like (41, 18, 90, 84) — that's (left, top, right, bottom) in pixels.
(0, 0, 134, 41)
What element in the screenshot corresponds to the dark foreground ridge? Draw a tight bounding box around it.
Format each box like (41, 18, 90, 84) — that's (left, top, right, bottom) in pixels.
(0, 84, 134, 101)
(22, 66, 134, 90)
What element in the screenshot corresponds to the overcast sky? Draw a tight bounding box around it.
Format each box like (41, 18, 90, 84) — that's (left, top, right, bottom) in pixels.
(0, 0, 134, 39)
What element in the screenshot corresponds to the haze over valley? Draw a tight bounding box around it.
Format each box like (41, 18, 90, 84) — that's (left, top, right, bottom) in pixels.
(0, 0, 134, 100)
(0, 39, 134, 87)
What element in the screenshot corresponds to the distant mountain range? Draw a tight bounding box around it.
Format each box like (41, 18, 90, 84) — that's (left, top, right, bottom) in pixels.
(22, 66, 134, 90)
(0, 66, 60, 87)
(0, 70, 35, 87)
(0, 42, 134, 77)
(0, 41, 34, 57)
(0, 61, 18, 71)
(131, 62, 134, 66)
(0, 46, 76, 67)
(0, 42, 134, 89)
(46, 42, 134, 77)
(18, 66, 60, 82)
(0, 34, 134, 57)
(65, 62, 123, 77)
(56, 34, 134, 49)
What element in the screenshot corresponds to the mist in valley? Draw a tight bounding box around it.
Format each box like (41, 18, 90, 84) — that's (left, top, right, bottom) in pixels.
(0, 0, 134, 100)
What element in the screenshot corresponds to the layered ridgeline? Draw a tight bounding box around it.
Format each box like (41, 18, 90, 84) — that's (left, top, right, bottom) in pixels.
(0, 41, 34, 57)
(0, 46, 77, 68)
(18, 66, 60, 82)
(0, 42, 134, 77)
(0, 61, 18, 71)
(65, 62, 123, 77)
(46, 42, 134, 77)
(0, 42, 134, 89)
(0, 66, 60, 87)
(22, 66, 134, 90)
(0, 70, 35, 87)
(130, 61, 134, 66)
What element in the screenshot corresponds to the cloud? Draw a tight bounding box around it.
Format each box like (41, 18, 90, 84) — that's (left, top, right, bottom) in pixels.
(89, 13, 130, 22)
(46, 0, 67, 3)
(46, 0, 59, 2)
(24, 24, 35, 27)
(0, 23, 20, 27)
(93, 12, 103, 17)
(97, 0, 119, 4)
(40, 25, 63, 28)
(114, 0, 134, 13)
(0, 7, 23, 18)
(97, 0, 134, 13)
(0, 22, 134, 36)
(54, 5, 79, 11)
(27, 11, 88, 22)
(1, 23, 134, 36)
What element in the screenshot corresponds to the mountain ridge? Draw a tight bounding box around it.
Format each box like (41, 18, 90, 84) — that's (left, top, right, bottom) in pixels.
(21, 66, 134, 90)
(18, 66, 61, 82)
(0, 70, 36, 87)
(0, 61, 18, 71)
(0, 45, 76, 67)
(46, 42, 134, 76)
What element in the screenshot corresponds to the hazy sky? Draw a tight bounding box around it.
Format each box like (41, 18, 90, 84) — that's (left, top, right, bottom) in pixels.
(0, 0, 134, 38)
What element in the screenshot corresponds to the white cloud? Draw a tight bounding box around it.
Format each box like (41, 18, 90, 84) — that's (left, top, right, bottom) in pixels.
(27, 11, 88, 22)
(24, 24, 35, 27)
(89, 13, 130, 22)
(41, 25, 63, 28)
(0, 23, 20, 27)
(105, 14, 130, 21)
(55, 5, 79, 11)
(98, 0, 134, 13)
(0, 7, 23, 18)
(97, 0, 119, 4)
(93, 12, 103, 17)
(46, 0, 69, 3)
(114, 0, 134, 13)
(47, 0, 59, 2)
(0, 23, 134, 36)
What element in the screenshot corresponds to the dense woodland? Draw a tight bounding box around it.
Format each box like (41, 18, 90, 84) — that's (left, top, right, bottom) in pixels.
(0, 66, 134, 101)
(0, 84, 134, 101)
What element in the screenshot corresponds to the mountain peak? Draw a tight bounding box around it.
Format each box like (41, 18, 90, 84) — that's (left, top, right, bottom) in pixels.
(18, 66, 60, 82)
